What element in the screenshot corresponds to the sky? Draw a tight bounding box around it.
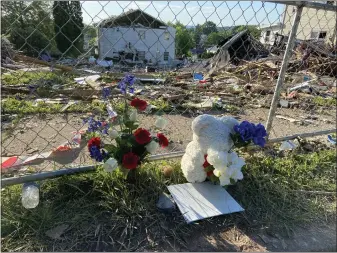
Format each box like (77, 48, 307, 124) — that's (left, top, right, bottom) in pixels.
(80, 1, 285, 27)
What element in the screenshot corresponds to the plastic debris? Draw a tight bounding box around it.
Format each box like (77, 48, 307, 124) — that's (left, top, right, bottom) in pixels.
(279, 140, 298, 151)
(193, 73, 204, 81)
(156, 193, 175, 213)
(22, 182, 39, 209)
(45, 224, 69, 239)
(96, 60, 112, 67)
(279, 99, 289, 108)
(328, 135, 336, 145)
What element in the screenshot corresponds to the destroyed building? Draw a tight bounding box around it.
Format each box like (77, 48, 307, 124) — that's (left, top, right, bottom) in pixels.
(98, 9, 176, 66)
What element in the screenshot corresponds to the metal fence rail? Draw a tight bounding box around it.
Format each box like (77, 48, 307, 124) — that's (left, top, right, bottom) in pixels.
(1, 1, 336, 186)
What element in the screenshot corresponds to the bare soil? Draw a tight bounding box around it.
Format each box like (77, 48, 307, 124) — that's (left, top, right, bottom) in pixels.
(180, 222, 336, 252)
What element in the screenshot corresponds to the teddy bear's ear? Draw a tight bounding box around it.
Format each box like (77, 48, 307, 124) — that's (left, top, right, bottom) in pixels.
(192, 114, 216, 136)
(220, 116, 239, 132)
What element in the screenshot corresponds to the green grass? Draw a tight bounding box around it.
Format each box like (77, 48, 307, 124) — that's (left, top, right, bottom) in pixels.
(312, 96, 337, 107)
(1, 71, 74, 86)
(1, 98, 107, 115)
(1, 150, 336, 251)
(150, 98, 171, 112)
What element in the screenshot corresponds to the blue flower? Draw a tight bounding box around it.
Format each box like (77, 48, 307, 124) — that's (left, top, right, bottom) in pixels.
(125, 74, 136, 85)
(102, 87, 111, 99)
(89, 145, 106, 162)
(253, 123, 267, 147)
(234, 121, 256, 142)
(88, 118, 101, 132)
(118, 80, 127, 94)
(118, 74, 136, 94)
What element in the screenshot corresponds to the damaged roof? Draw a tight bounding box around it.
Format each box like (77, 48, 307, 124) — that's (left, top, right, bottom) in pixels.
(100, 9, 167, 29)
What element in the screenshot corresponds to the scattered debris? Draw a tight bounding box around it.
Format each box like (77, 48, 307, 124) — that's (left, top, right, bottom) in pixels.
(276, 115, 301, 123)
(279, 99, 289, 108)
(207, 30, 269, 77)
(96, 59, 113, 67)
(1, 37, 15, 63)
(279, 140, 298, 151)
(45, 224, 69, 240)
(156, 193, 175, 213)
(327, 135, 336, 145)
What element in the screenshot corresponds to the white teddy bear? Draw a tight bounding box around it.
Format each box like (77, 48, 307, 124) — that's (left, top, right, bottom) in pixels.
(181, 114, 245, 185)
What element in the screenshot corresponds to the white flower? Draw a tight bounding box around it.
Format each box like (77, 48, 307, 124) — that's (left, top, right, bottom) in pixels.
(145, 140, 159, 154)
(207, 148, 228, 170)
(181, 141, 207, 183)
(129, 109, 137, 122)
(155, 116, 168, 129)
(103, 158, 118, 172)
(213, 168, 231, 186)
(226, 152, 245, 183)
(230, 169, 243, 182)
(227, 152, 245, 171)
(211, 151, 245, 186)
(109, 129, 119, 139)
(219, 174, 231, 186)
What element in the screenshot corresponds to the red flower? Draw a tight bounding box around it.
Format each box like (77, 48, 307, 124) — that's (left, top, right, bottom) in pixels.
(157, 133, 169, 148)
(207, 170, 214, 177)
(88, 137, 101, 150)
(203, 155, 210, 168)
(130, 98, 148, 111)
(134, 128, 151, 145)
(122, 152, 139, 170)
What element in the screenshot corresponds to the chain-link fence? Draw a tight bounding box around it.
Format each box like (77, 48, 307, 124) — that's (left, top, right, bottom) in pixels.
(1, 1, 336, 185)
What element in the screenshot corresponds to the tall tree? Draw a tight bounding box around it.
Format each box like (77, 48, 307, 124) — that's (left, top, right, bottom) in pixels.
(1, 1, 55, 57)
(170, 21, 195, 56)
(206, 30, 233, 46)
(202, 21, 217, 36)
(234, 25, 261, 39)
(193, 24, 203, 48)
(53, 1, 84, 56)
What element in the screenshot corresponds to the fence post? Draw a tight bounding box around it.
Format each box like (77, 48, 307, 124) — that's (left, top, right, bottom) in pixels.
(265, 4, 304, 135)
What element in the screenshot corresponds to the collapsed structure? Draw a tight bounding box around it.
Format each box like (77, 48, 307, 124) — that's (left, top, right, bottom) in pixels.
(98, 9, 177, 67)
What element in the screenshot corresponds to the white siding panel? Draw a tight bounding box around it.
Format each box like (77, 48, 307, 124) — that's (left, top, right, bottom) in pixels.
(99, 26, 176, 64)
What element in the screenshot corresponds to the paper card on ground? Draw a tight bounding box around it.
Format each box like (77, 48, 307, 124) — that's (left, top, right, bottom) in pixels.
(167, 182, 244, 223)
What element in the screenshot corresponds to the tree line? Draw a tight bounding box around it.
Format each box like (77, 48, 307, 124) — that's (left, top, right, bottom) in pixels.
(1, 1, 86, 57)
(170, 20, 261, 57)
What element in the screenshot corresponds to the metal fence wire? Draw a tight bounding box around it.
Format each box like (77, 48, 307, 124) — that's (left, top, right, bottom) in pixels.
(1, 1, 336, 185)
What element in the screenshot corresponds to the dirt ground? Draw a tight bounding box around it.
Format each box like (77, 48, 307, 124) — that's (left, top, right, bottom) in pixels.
(179, 222, 336, 252)
(1, 105, 336, 173)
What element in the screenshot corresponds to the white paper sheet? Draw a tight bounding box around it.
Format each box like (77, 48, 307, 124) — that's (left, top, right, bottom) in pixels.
(167, 182, 244, 223)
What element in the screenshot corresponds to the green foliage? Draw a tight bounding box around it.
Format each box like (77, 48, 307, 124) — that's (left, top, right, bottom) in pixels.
(1, 149, 335, 251)
(1, 1, 56, 57)
(202, 21, 218, 35)
(206, 30, 233, 46)
(201, 51, 215, 59)
(1, 161, 186, 251)
(1, 71, 73, 86)
(172, 21, 195, 56)
(205, 32, 222, 46)
(193, 24, 203, 47)
(150, 99, 171, 112)
(312, 96, 337, 107)
(234, 25, 261, 39)
(1, 98, 106, 115)
(53, 1, 84, 56)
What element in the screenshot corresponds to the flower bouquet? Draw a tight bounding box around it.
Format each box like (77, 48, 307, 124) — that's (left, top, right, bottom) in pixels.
(203, 121, 267, 186)
(181, 115, 267, 187)
(84, 74, 169, 182)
